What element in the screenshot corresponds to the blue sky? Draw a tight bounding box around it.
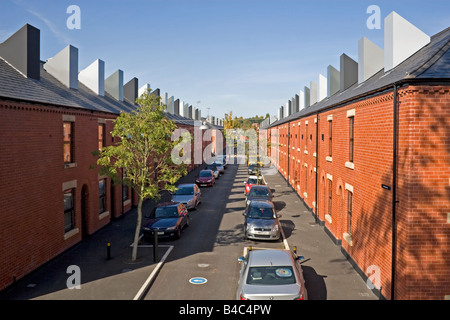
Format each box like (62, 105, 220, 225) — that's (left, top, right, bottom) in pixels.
(1, 0, 449, 119)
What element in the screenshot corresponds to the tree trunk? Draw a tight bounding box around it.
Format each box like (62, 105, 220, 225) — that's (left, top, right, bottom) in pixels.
(132, 196, 143, 261)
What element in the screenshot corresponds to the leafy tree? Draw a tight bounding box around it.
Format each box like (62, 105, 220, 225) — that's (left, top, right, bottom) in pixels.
(97, 90, 187, 261)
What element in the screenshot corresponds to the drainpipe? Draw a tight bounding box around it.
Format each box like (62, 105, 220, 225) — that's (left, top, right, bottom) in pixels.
(287, 125, 290, 183)
(314, 112, 319, 224)
(391, 83, 399, 300)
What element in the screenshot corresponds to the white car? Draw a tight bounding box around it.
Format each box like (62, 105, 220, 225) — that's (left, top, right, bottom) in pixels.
(236, 248, 307, 300)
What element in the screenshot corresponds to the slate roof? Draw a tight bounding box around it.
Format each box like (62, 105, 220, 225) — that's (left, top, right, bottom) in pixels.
(0, 59, 200, 126)
(266, 27, 450, 128)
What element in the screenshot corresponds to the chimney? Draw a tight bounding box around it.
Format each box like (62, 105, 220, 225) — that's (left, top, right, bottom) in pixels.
(105, 70, 124, 101)
(79, 59, 105, 96)
(327, 65, 340, 97)
(304, 86, 310, 108)
(294, 94, 299, 113)
(174, 99, 180, 115)
(188, 105, 193, 119)
(138, 83, 151, 97)
(384, 11, 430, 71)
(166, 96, 174, 113)
(151, 88, 160, 97)
(310, 81, 318, 105)
(44, 45, 78, 89)
(0, 24, 40, 80)
(124, 77, 138, 104)
(358, 37, 384, 84)
(299, 90, 305, 110)
(340, 53, 358, 91)
(318, 74, 327, 102)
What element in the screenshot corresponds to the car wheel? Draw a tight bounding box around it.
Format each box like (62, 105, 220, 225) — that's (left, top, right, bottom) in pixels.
(243, 226, 248, 240)
(175, 227, 181, 239)
(186, 215, 190, 227)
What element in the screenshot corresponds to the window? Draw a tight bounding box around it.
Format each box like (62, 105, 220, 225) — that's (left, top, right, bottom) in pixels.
(63, 122, 74, 163)
(347, 191, 353, 236)
(329, 120, 332, 157)
(98, 123, 105, 152)
(328, 179, 332, 218)
(349, 117, 354, 162)
(64, 189, 75, 232)
(305, 124, 308, 149)
(99, 179, 106, 214)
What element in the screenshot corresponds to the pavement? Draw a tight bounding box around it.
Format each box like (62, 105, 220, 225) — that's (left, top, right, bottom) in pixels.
(0, 160, 379, 301)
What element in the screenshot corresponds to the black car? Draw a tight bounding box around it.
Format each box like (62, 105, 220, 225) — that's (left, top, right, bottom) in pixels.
(245, 185, 273, 208)
(143, 202, 189, 239)
(248, 163, 261, 175)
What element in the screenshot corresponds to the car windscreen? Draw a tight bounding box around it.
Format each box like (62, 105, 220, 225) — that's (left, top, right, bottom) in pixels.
(246, 266, 296, 285)
(207, 165, 217, 170)
(176, 187, 194, 195)
(199, 171, 212, 177)
(155, 207, 179, 218)
(248, 206, 275, 219)
(248, 188, 270, 197)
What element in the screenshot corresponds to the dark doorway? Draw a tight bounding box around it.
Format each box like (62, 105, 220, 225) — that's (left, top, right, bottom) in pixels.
(81, 185, 89, 239)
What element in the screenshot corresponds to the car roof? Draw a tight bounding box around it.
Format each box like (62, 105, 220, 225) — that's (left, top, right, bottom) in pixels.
(248, 249, 293, 267)
(248, 200, 274, 208)
(157, 201, 180, 207)
(247, 175, 258, 179)
(177, 183, 195, 187)
(249, 185, 269, 190)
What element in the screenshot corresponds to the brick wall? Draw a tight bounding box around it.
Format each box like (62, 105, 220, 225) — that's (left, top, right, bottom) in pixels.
(268, 83, 450, 300)
(0, 101, 119, 291)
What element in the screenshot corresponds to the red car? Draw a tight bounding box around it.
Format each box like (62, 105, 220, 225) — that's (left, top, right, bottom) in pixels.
(244, 175, 266, 195)
(195, 169, 215, 187)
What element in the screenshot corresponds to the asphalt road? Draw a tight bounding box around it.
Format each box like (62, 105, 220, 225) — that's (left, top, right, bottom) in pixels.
(144, 163, 284, 300)
(144, 159, 378, 300)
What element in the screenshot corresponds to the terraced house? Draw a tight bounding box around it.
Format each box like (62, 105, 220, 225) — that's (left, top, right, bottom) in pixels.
(0, 24, 219, 292)
(263, 12, 449, 300)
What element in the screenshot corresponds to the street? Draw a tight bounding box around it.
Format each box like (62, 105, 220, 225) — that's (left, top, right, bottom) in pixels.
(143, 160, 378, 300)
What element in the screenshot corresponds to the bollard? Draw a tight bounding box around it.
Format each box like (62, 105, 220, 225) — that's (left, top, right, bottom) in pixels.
(107, 242, 111, 260)
(153, 231, 159, 263)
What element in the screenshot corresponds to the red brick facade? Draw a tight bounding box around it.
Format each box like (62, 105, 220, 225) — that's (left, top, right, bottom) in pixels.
(268, 84, 450, 300)
(0, 99, 210, 292)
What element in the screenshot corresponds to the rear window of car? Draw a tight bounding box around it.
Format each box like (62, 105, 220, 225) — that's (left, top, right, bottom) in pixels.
(246, 266, 296, 285)
(248, 188, 270, 197)
(155, 207, 179, 218)
(247, 178, 257, 184)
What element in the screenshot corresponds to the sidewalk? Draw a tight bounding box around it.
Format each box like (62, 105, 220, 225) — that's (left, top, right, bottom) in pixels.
(261, 165, 379, 300)
(0, 165, 206, 300)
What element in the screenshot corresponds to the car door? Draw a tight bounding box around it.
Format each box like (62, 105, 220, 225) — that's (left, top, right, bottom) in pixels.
(195, 185, 201, 204)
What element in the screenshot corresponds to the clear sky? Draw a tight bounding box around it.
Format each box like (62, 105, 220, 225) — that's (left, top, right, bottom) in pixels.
(1, 0, 449, 119)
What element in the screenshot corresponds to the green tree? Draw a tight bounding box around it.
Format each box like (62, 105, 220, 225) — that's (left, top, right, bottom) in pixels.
(97, 90, 187, 261)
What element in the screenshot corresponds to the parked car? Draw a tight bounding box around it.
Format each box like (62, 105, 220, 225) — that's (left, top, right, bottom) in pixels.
(245, 185, 273, 208)
(236, 248, 307, 300)
(171, 183, 201, 210)
(143, 202, 189, 240)
(214, 156, 227, 169)
(195, 169, 215, 187)
(242, 200, 281, 241)
(213, 162, 225, 174)
(244, 175, 266, 195)
(206, 163, 220, 179)
(248, 163, 261, 175)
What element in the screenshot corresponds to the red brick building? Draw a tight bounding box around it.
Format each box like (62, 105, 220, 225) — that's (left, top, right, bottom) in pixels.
(0, 24, 213, 292)
(265, 20, 449, 299)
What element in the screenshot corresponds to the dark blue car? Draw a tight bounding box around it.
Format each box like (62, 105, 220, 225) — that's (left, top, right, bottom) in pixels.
(143, 202, 189, 239)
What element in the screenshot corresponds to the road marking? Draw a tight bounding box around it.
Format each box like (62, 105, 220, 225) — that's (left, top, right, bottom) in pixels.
(133, 245, 174, 300)
(189, 277, 208, 285)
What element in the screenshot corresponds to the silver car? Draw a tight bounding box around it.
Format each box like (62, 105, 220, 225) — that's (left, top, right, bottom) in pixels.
(171, 183, 201, 210)
(236, 248, 307, 300)
(243, 200, 280, 240)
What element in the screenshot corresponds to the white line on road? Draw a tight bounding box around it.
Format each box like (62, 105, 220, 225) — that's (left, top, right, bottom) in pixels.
(133, 245, 174, 300)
